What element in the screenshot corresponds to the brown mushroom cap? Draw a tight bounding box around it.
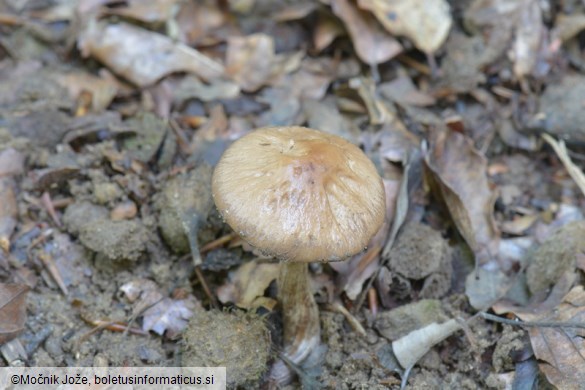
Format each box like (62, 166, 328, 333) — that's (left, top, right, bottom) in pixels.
(212, 126, 385, 262)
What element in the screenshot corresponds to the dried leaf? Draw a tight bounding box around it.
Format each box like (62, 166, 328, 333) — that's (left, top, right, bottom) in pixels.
(331, 0, 402, 65)
(313, 12, 345, 52)
(142, 296, 199, 338)
(120, 279, 200, 338)
(176, 1, 230, 46)
(0, 283, 29, 344)
(501, 286, 585, 388)
(227, 34, 304, 95)
(392, 319, 461, 369)
(424, 128, 499, 265)
(226, 34, 275, 92)
(216, 260, 280, 309)
(78, 21, 225, 86)
(358, 0, 452, 53)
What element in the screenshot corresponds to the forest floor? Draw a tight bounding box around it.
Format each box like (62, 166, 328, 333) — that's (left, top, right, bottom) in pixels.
(2, 0, 585, 389)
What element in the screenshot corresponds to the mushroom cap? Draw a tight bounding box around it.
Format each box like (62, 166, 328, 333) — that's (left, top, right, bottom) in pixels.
(212, 126, 385, 262)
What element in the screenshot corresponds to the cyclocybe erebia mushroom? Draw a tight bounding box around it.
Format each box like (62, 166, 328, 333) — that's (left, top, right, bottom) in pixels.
(211, 126, 385, 383)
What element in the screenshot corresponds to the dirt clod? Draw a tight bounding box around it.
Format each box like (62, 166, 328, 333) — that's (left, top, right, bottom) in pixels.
(526, 221, 585, 296)
(182, 310, 270, 387)
(388, 222, 452, 298)
(78, 219, 149, 262)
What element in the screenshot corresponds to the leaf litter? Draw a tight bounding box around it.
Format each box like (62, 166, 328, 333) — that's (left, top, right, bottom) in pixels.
(2, 0, 585, 388)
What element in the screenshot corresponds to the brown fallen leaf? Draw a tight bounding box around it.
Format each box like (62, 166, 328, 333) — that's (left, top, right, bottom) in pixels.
(330, 0, 402, 65)
(358, 0, 452, 53)
(313, 11, 346, 52)
(226, 34, 275, 92)
(175, 0, 232, 46)
(78, 21, 225, 86)
(0, 283, 29, 344)
(496, 286, 585, 388)
(216, 260, 280, 310)
(424, 127, 499, 265)
(226, 34, 303, 93)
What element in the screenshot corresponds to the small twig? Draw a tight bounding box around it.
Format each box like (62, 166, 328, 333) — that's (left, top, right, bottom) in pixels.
(41, 191, 62, 227)
(38, 252, 68, 295)
(480, 312, 585, 329)
(397, 54, 431, 75)
(542, 133, 585, 198)
(199, 233, 236, 254)
(324, 301, 367, 337)
(194, 266, 219, 308)
(368, 287, 378, 316)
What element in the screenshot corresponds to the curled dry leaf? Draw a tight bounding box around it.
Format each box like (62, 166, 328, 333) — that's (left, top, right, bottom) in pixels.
(392, 319, 461, 370)
(424, 127, 499, 265)
(331, 0, 402, 65)
(216, 260, 280, 310)
(78, 21, 225, 87)
(0, 283, 30, 344)
(358, 0, 452, 53)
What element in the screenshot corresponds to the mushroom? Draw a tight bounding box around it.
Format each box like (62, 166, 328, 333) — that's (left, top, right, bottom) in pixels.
(211, 126, 385, 383)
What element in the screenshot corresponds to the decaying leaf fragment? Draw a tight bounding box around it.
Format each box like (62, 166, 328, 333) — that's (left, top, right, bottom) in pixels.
(392, 319, 461, 370)
(216, 260, 280, 310)
(331, 0, 402, 65)
(78, 21, 225, 86)
(120, 279, 200, 338)
(358, 0, 452, 53)
(497, 286, 585, 388)
(0, 283, 29, 344)
(424, 127, 499, 265)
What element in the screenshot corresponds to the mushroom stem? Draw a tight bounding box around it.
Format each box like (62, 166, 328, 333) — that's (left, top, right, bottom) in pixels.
(273, 261, 321, 382)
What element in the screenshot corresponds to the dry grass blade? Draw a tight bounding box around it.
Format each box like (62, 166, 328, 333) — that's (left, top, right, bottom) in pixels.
(542, 133, 585, 197)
